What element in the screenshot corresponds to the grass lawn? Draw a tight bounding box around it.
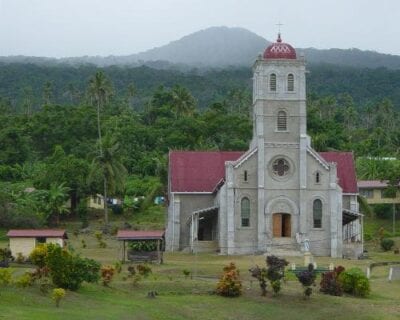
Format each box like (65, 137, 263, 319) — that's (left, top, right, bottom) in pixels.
(1, 230, 400, 320)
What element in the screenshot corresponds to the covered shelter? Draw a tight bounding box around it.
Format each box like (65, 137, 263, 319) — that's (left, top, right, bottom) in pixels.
(116, 230, 164, 264)
(7, 229, 68, 258)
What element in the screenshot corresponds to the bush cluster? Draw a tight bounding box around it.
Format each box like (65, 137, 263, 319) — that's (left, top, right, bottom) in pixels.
(338, 267, 370, 297)
(380, 238, 395, 251)
(296, 264, 317, 298)
(216, 262, 242, 297)
(320, 266, 345, 296)
(101, 265, 115, 286)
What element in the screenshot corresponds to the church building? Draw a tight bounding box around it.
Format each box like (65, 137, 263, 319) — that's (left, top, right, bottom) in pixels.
(166, 35, 362, 258)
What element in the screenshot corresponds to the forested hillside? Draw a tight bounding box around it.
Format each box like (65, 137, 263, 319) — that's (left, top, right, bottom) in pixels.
(1, 63, 400, 112)
(0, 64, 399, 228)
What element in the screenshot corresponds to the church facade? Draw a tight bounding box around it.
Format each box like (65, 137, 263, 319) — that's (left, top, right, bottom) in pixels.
(166, 35, 362, 258)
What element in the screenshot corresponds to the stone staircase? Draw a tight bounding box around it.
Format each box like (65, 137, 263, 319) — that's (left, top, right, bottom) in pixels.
(265, 238, 303, 257)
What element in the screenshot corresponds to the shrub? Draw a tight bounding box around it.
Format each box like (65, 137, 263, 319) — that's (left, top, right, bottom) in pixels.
(338, 267, 370, 297)
(0, 248, 12, 261)
(127, 264, 136, 277)
(101, 265, 115, 286)
(266, 255, 288, 295)
(45, 244, 100, 291)
(0, 268, 12, 285)
(249, 265, 268, 296)
(81, 239, 87, 248)
(129, 241, 158, 252)
(296, 264, 317, 299)
(182, 269, 191, 279)
(216, 262, 242, 297)
(15, 273, 34, 288)
(94, 231, 103, 241)
(136, 264, 152, 277)
(52, 288, 66, 308)
(30, 245, 48, 268)
(381, 238, 395, 251)
(320, 266, 345, 296)
(16, 252, 25, 264)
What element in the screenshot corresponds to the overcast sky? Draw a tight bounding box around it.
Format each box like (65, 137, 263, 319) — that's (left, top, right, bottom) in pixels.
(1, 0, 399, 58)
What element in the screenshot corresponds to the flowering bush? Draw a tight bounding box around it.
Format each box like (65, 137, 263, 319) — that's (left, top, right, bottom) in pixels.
(216, 262, 242, 297)
(52, 288, 66, 307)
(320, 266, 345, 296)
(101, 265, 115, 286)
(296, 263, 317, 299)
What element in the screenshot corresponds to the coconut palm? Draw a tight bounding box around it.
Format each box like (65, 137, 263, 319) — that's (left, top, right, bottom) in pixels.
(171, 85, 196, 118)
(90, 134, 127, 227)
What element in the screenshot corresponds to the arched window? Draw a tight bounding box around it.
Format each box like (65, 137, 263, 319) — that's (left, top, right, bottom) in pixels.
(270, 73, 277, 91)
(277, 110, 287, 131)
(241, 197, 250, 227)
(313, 199, 322, 228)
(287, 74, 294, 91)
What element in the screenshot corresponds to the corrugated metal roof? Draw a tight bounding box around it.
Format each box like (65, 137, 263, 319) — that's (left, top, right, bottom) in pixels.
(7, 229, 68, 238)
(169, 150, 358, 194)
(169, 151, 243, 192)
(319, 152, 358, 193)
(116, 230, 165, 240)
(357, 180, 399, 188)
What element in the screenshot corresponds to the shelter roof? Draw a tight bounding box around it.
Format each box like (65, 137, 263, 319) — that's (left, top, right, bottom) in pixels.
(7, 229, 68, 238)
(116, 230, 165, 240)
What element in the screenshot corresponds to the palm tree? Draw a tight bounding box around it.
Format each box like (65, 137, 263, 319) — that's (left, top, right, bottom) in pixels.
(171, 85, 196, 118)
(87, 71, 114, 227)
(90, 134, 127, 227)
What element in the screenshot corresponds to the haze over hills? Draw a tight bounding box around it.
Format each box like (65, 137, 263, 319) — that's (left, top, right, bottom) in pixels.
(1, 26, 400, 69)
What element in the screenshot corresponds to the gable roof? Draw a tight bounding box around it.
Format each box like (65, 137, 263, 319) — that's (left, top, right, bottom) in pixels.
(116, 230, 165, 240)
(7, 229, 68, 239)
(319, 152, 358, 193)
(169, 151, 243, 192)
(169, 150, 358, 194)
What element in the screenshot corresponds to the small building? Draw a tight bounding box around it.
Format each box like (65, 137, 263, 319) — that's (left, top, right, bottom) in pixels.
(7, 229, 68, 258)
(358, 180, 400, 205)
(116, 230, 164, 264)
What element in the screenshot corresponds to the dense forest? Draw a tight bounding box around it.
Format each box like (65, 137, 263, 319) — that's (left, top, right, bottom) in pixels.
(0, 64, 399, 229)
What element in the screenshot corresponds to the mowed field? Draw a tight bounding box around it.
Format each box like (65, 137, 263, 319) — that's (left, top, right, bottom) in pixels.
(0, 230, 399, 320)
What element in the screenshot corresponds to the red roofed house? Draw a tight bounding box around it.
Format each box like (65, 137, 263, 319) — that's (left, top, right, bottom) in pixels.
(166, 34, 362, 258)
(7, 229, 68, 258)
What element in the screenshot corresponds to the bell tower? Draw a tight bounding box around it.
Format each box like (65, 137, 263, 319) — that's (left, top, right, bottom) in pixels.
(251, 34, 309, 251)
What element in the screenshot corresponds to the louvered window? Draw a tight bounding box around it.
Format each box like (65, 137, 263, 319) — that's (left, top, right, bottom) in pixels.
(277, 111, 287, 131)
(287, 74, 294, 91)
(270, 73, 276, 91)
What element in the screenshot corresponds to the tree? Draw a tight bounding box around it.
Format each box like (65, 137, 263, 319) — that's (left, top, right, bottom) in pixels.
(45, 182, 70, 226)
(171, 85, 196, 118)
(87, 71, 114, 227)
(90, 134, 127, 227)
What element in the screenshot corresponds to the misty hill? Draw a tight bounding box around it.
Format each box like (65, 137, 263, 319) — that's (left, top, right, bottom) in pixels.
(1, 27, 400, 70)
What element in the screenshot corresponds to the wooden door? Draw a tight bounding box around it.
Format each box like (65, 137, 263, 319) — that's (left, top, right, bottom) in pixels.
(273, 214, 282, 237)
(283, 214, 291, 237)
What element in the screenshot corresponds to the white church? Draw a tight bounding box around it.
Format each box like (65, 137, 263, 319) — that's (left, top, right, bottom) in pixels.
(165, 34, 363, 258)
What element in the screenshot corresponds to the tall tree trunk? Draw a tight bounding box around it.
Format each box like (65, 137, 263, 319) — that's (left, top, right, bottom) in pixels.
(103, 177, 108, 228)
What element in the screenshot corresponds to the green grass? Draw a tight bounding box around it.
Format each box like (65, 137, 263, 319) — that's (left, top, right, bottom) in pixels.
(1, 231, 400, 319)
(1, 213, 400, 319)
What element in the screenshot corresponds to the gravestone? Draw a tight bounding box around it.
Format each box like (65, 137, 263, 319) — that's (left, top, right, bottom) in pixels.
(388, 266, 400, 282)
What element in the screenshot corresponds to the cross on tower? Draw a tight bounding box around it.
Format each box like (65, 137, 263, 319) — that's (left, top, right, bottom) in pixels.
(276, 22, 283, 34)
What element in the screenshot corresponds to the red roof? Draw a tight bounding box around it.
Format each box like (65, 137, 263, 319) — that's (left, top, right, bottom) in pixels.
(7, 229, 68, 238)
(319, 152, 358, 193)
(116, 230, 165, 240)
(264, 34, 297, 60)
(169, 151, 357, 194)
(357, 180, 398, 188)
(169, 151, 243, 192)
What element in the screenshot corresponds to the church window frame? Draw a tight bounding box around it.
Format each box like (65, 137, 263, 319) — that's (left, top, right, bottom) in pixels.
(241, 197, 251, 227)
(277, 110, 287, 131)
(287, 73, 295, 92)
(269, 156, 295, 182)
(269, 73, 277, 92)
(314, 171, 321, 184)
(313, 199, 323, 228)
(244, 170, 248, 182)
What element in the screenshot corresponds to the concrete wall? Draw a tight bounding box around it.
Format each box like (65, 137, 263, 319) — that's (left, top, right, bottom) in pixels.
(9, 238, 36, 258)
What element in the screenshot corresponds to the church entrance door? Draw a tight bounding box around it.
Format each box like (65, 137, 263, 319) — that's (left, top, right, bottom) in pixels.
(272, 213, 291, 237)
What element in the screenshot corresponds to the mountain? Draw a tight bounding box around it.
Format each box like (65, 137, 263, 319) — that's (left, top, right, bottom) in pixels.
(1, 26, 400, 69)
